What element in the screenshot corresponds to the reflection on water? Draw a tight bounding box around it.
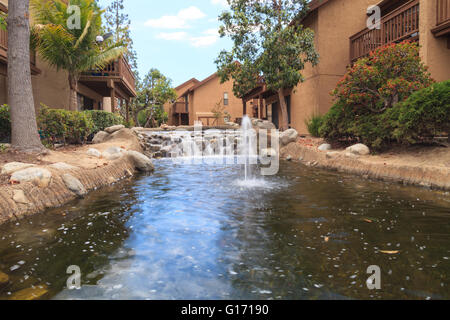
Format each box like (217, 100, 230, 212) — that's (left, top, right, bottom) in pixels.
(0, 160, 449, 300)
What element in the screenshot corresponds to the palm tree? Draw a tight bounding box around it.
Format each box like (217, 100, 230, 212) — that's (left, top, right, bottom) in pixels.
(8, 0, 45, 152)
(30, 0, 125, 111)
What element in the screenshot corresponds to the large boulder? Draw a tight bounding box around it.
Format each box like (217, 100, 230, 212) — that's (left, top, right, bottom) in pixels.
(104, 125, 125, 134)
(102, 146, 124, 160)
(10, 168, 52, 187)
(318, 143, 332, 151)
(127, 151, 155, 172)
(257, 120, 276, 130)
(87, 148, 102, 158)
(62, 174, 87, 197)
(280, 128, 299, 146)
(1, 162, 36, 175)
(92, 131, 110, 144)
(346, 143, 370, 155)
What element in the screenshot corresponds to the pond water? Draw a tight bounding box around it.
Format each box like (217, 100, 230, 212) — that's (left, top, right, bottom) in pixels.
(0, 159, 449, 300)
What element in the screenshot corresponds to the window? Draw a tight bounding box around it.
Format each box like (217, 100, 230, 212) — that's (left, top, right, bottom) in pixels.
(224, 92, 229, 106)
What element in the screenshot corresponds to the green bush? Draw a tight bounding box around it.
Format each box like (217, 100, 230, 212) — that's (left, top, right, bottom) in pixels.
(38, 105, 94, 144)
(0, 104, 10, 141)
(320, 41, 435, 149)
(83, 110, 124, 133)
(305, 114, 324, 137)
(385, 80, 450, 144)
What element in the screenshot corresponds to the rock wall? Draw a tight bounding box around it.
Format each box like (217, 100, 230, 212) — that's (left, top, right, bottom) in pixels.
(281, 142, 450, 190)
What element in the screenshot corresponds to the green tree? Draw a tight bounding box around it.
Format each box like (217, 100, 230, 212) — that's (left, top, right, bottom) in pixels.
(8, 0, 45, 152)
(104, 0, 138, 74)
(132, 69, 176, 127)
(216, 0, 319, 130)
(31, 0, 125, 111)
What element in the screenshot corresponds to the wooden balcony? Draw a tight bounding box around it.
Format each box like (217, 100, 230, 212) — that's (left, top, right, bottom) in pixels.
(432, 0, 450, 37)
(79, 57, 137, 101)
(350, 0, 420, 63)
(0, 4, 40, 75)
(173, 101, 188, 114)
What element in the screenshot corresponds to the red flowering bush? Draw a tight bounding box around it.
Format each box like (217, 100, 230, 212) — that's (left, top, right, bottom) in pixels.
(320, 41, 435, 149)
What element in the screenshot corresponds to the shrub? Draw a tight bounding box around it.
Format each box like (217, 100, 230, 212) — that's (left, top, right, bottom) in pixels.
(83, 110, 124, 133)
(305, 114, 324, 137)
(0, 104, 10, 141)
(321, 41, 434, 149)
(38, 105, 94, 144)
(385, 80, 450, 144)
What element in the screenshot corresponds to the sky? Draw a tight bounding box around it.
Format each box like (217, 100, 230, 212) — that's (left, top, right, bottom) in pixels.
(97, 0, 232, 87)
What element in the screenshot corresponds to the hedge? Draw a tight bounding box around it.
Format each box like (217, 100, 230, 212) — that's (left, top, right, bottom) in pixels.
(83, 110, 124, 133)
(0, 104, 10, 141)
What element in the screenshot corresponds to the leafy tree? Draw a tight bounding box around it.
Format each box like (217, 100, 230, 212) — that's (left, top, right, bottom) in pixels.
(216, 0, 319, 130)
(31, 0, 125, 111)
(8, 0, 45, 152)
(104, 0, 138, 75)
(131, 69, 176, 127)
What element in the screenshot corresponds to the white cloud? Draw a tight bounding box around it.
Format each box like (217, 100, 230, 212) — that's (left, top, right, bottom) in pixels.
(156, 28, 219, 48)
(189, 29, 219, 47)
(144, 6, 206, 29)
(156, 32, 188, 41)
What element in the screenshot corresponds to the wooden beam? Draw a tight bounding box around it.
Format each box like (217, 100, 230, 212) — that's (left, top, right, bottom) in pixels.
(110, 87, 116, 113)
(243, 100, 247, 115)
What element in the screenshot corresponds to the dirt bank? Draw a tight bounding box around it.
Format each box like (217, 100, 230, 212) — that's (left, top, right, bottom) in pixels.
(281, 138, 450, 190)
(0, 128, 151, 225)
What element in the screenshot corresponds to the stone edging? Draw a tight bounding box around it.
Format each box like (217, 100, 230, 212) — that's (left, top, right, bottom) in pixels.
(280, 142, 450, 190)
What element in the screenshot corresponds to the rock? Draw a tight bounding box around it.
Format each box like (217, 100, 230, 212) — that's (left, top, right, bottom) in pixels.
(127, 151, 154, 172)
(92, 131, 110, 144)
(87, 148, 101, 158)
(257, 120, 276, 130)
(2, 162, 36, 175)
(326, 151, 341, 159)
(62, 174, 87, 197)
(298, 157, 304, 161)
(102, 146, 124, 160)
(160, 145, 173, 157)
(9, 285, 48, 300)
(0, 271, 9, 285)
(260, 148, 278, 158)
(49, 162, 77, 171)
(13, 190, 29, 205)
(10, 168, 52, 188)
(318, 143, 332, 151)
(280, 128, 299, 146)
(344, 152, 360, 159)
(286, 155, 292, 161)
(149, 144, 162, 152)
(104, 125, 125, 134)
(346, 143, 370, 155)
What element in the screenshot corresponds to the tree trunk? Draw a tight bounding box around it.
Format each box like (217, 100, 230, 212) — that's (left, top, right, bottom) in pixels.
(8, 0, 45, 153)
(278, 89, 289, 131)
(68, 74, 79, 111)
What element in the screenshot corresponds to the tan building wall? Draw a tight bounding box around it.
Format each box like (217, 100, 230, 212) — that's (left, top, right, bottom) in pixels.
(284, 0, 450, 135)
(168, 74, 243, 126)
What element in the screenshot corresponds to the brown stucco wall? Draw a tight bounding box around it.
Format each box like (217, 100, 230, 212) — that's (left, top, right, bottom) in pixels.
(189, 76, 242, 125)
(419, 0, 450, 82)
(290, 0, 375, 135)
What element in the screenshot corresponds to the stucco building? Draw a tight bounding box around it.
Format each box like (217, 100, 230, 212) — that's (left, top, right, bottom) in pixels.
(166, 73, 243, 126)
(0, 0, 136, 115)
(243, 0, 450, 134)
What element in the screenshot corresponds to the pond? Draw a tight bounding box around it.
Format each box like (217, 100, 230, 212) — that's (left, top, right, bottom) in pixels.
(0, 159, 449, 300)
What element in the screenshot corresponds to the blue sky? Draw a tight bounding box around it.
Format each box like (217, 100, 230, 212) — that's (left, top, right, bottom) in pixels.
(97, 0, 232, 87)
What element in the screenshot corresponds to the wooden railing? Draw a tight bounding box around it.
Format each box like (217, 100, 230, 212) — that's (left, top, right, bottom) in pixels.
(173, 102, 188, 114)
(0, 24, 37, 67)
(84, 57, 136, 93)
(350, 0, 420, 63)
(437, 0, 450, 26)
